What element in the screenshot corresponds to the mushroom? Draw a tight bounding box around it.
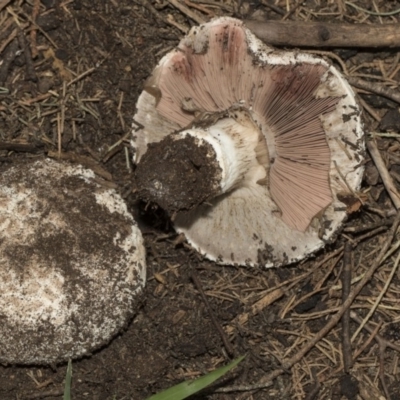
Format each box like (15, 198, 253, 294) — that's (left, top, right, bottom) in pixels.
(0, 158, 146, 364)
(132, 17, 364, 267)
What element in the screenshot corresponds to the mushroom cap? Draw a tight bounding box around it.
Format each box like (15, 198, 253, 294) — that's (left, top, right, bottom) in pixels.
(0, 158, 146, 364)
(132, 17, 364, 267)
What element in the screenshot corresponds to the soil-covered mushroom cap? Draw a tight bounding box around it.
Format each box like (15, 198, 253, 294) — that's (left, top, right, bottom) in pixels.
(132, 17, 364, 267)
(0, 158, 146, 364)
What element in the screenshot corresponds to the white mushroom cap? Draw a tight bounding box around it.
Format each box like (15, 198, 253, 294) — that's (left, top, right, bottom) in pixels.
(0, 158, 146, 364)
(132, 17, 364, 267)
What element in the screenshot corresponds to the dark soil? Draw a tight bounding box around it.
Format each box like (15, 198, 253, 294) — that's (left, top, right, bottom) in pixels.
(136, 134, 222, 213)
(1, 1, 400, 400)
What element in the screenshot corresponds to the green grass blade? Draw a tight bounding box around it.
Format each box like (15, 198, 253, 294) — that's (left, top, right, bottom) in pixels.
(146, 355, 245, 400)
(63, 359, 72, 400)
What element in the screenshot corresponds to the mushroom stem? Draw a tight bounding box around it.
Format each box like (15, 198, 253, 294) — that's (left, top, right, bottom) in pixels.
(135, 110, 267, 213)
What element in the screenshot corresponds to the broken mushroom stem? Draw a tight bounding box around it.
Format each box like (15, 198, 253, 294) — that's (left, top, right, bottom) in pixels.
(135, 108, 268, 213)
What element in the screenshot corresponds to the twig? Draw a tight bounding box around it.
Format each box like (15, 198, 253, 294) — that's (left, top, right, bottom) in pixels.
(191, 270, 235, 357)
(244, 20, 400, 47)
(66, 67, 95, 87)
(0, 0, 11, 13)
(0, 141, 42, 152)
(347, 76, 400, 104)
(166, 14, 188, 33)
(351, 249, 400, 342)
(341, 242, 353, 373)
(17, 30, 37, 82)
(344, 218, 393, 234)
(353, 226, 390, 245)
(219, 215, 400, 392)
(0, 25, 19, 54)
(379, 340, 391, 400)
(352, 319, 382, 362)
(317, 318, 383, 384)
(255, 212, 400, 386)
(281, 0, 302, 21)
(345, 1, 400, 16)
(168, 0, 205, 24)
(350, 312, 394, 400)
(350, 312, 400, 355)
(304, 377, 321, 400)
(137, 0, 167, 26)
(358, 96, 381, 122)
(215, 380, 273, 393)
(260, 0, 285, 16)
(367, 139, 400, 209)
(0, 38, 18, 85)
(226, 287, 284, 334)
(24, 389, 64, 399)
(30, 0, 40, 58)
(183, 0, 213, 16)
(17, 9, 58, 49)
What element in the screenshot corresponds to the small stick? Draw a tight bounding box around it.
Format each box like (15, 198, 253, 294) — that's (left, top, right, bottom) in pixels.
(350, 313, 393, 400)
(353, 226, 390, 244)
(344, 218, 393, 234)
(168, 0, 205, 24)
(318, 318, 383, 384)
(0, 141, 42, 152)
(367, 139, 400, 209)
(351, 249, 400, 342)
(281, 0, 302, 21)
(350, 312, 400, 354)
(347, 76, 400, 104)
(0, 26, 19, 53)
(260, 0, 285, 16)
(286, 213, 400, 364)
(244, 20, 400, 48)
(24, 389, 64, 399)
(30, 0, 40, 58)
(137, 0, 167, 26)
(304, 377, 321, 400)
(191, 270, 235, 357)
(379, 341, 391, 400)
(255, 211, 400, 386)
(341, 242, 353, 373)
(17, 30, 37, 82)
(357, 96, 381, 122)
(226, 287, 284, 334)
(0, 38, 18, 85)
(0, 0, 10, 13)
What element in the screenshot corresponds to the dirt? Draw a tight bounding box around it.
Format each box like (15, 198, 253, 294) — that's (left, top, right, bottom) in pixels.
(1, 1, 400, 400)
(136, 134, 222, 213)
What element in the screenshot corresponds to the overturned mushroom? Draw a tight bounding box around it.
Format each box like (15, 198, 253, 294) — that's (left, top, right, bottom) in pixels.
(0, 159, 146, 364)
(132, 17, 364, 267)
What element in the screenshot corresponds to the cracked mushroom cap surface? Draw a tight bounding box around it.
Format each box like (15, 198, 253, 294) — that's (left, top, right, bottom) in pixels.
(0, 158, 146, 364)
(132, 17, 364, 267)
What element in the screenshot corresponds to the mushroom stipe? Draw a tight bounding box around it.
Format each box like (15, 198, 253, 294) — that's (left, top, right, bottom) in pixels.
(132, 17, 364, 267)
